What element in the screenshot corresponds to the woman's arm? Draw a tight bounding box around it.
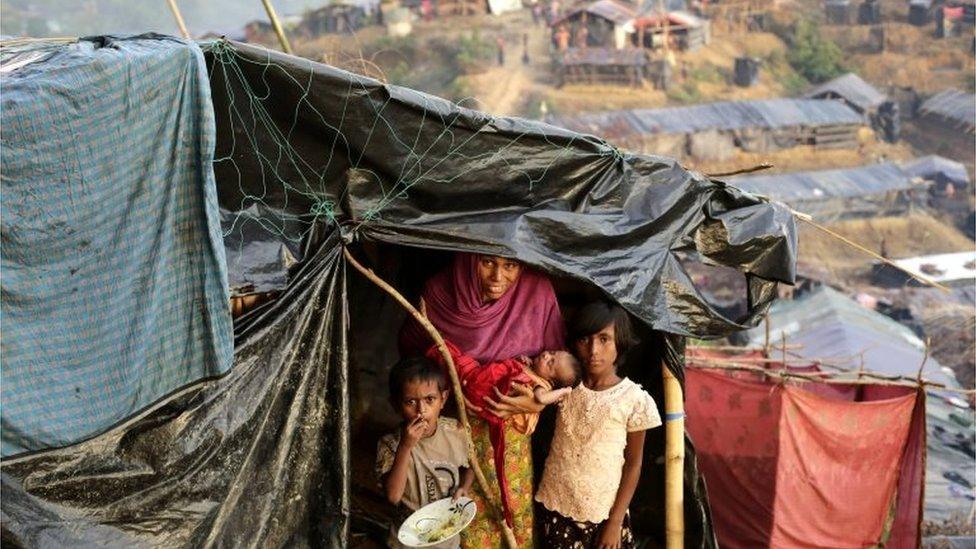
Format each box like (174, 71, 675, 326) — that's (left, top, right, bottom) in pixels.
(597, 430, 646, 549)
(483, 384, 545, 418)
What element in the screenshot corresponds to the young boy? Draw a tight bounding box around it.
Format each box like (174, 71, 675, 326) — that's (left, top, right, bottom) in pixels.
(376, 356, 474, 549)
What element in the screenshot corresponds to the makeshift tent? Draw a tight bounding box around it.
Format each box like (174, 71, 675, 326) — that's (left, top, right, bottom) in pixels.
(919, 88, 976, 133)
(0, 35, 797, 547)
(0, 35, 234, 457)
(901, 155, 971, 189)
(804, 72, 886, 116)
(734, 286, 975, 526)
(684, 354, 926, 549)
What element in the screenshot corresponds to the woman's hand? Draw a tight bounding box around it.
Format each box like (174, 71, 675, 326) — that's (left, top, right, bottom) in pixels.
(463, 394, 483, 415)
(595, 517, 624, 549)
(484, 384, 544, 418)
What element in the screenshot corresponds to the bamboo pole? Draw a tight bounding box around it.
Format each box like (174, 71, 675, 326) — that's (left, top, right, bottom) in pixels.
(663, 362, 685, 549)
(342, 248, 519, 549)
(259, 0, 294, 54)
(165, 0, 192, 39)
(688, 360, 976, 394)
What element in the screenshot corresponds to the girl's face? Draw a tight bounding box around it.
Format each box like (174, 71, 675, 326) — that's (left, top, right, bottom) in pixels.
(574, 323, 618, 378)
(476, 255, 522, 303)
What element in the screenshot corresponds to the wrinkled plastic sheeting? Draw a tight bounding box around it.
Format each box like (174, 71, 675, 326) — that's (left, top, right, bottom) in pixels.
(2, 234, 350, 548)
(207, 41, 796, 337)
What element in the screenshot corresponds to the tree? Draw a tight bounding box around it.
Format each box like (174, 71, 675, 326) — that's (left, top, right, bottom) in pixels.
(786, 19, 846, 84)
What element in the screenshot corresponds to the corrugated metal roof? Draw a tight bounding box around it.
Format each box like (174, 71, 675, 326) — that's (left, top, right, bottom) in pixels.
(804, 73, 886, 113)
(548, 98, 863, 139)
(900, 155, 970, 185)
(559, 0, 636, 24)
(728, 162, 915, 202)
(559, 47, 649, 66)
(919, 88, 976, 131)
(740, 286, 953, 385)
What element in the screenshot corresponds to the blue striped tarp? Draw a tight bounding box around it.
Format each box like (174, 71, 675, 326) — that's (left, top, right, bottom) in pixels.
(1, 36, 233, 457)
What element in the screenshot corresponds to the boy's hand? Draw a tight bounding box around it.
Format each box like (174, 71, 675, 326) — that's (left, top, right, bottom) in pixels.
(451, 485, 469, 501)
(596, 518, 623, 549)
(401, 415, 428, 448)
(515, 355, 532, 367)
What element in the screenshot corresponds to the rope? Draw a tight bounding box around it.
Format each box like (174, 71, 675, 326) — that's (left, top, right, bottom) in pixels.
(793, 211, 952, 293)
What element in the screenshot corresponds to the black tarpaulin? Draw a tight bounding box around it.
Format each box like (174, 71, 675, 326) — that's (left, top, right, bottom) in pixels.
(2, 38, 796, 548)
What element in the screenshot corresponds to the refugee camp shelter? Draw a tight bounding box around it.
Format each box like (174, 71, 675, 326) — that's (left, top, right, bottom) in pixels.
(908, 0, 933, 25)
(734, 286, 974, 527)
(901, 154, 971, 192)
(297, 4, 369, 36)
(804, 73, 901, 142)
(918, 88, 976, 133)
(0, 35, 797, 547)
(547, 98, 865, 161)
(908, 88, 976, 174)
(824, 0, 855, 24)
(728, 162, 928, 221)
(632, 10, 710, 51)
(685, 349, 928, 549)
(872, 251, 976, 288)
(553, 0, 637, 49)
(554, 47, 660, 87)
(804, 72, 886, 117)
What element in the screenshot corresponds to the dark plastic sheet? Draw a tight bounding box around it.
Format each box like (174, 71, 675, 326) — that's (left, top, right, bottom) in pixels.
(2, 38, 797, 548)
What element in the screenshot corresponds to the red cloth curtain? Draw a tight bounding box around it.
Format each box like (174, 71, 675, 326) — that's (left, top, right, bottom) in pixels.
(686, 366, 923, 548)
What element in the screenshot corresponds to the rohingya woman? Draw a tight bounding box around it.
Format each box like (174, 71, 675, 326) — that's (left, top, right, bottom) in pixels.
(400, 253, 565, 547)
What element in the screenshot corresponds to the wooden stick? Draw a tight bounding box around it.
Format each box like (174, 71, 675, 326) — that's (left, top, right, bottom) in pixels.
(342, 248, 519, 549)
(165, 0, 192, 39)
(663, 362, 684, 549)
(259, 0, 294, 54)
(706, 163, 773, 178)
(687, 343, 803, 352)
(794, 213, 951, 293)
(689, 361, 976, 394)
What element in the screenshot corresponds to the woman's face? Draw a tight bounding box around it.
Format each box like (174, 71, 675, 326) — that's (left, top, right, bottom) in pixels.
(574, 323, 618, 378)
(476, 255, 522, 302)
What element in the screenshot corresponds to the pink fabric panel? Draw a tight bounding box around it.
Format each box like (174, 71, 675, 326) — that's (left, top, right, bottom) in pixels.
(770, 387, 917, 548)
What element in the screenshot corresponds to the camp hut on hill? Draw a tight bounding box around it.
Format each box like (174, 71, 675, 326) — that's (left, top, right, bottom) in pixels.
(553, 0, 637, 49)
(804, 73, 899, 142)
(632, 10, 710, 51)
(918, 88, 976, 133)
(1, 36, 797, 547)
(547, 97, 865, 162)
(297, 4, 369, 36)
(728, 162, 928, 221)
(901, 155, 971, 194)
(824, 0, 855, 24)
(910, 88, 976, 172)
(554, 47, 664, 87)
(908, 0, 934, 25)
(731, 285, 973, 532)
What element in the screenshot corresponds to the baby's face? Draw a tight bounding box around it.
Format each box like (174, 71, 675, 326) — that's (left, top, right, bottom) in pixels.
(533, 350, 577, 388)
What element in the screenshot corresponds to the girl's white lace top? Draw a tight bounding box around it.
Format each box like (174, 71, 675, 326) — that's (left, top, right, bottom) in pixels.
(535, 377, 661, 523)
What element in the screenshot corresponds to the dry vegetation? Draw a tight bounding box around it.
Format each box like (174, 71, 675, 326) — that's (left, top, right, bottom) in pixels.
(797, 213, 974, 280)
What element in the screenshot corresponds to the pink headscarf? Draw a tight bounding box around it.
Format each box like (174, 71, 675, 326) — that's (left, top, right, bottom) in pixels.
(400, 253, 565, 362)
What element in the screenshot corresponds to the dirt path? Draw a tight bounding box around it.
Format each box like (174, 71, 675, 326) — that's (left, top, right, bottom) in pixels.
(463, 21, 552, 116)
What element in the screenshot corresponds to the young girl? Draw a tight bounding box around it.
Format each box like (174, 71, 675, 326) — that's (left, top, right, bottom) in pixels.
(535, 301, 662, 548)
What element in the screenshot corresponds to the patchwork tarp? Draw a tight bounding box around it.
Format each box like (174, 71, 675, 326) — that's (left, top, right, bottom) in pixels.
(686, 364, 924, 549)
(1, 36, 798, 547)
(0, 35, 233, 457)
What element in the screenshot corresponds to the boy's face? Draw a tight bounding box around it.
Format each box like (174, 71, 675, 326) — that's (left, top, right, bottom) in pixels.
(533, 350, 577, 387)
(393, 378, 448, 437)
